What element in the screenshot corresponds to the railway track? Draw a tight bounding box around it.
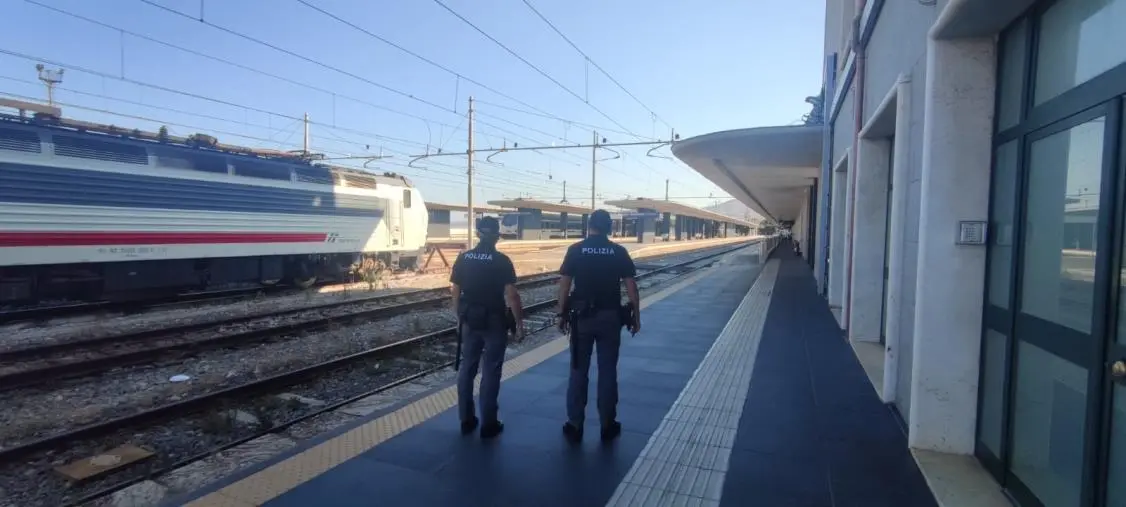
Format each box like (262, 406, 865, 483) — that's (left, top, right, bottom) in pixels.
(0, 273, 419, 326)
(0, 240, 756, 507)
(0, 272, 561, 390)
(0, 242, 568, 325)
(0, 242, 746, 391)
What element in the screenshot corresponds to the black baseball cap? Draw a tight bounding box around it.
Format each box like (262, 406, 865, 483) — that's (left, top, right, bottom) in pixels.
(589, 209, 612, 232)
(476, 216, 500, 236)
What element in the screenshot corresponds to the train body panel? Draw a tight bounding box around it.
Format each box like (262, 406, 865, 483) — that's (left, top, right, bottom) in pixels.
(0, 117, 429, 303)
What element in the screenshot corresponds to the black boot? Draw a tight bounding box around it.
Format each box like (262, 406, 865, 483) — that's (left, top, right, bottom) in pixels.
(600, 420, 622, 441)
(460, 416, 479, 435)
(562, 422, 583, 443)
(480, 420, 504, 439)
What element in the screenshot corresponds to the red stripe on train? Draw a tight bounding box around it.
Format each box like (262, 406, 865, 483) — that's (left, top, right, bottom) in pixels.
(0, 232, 328, 247)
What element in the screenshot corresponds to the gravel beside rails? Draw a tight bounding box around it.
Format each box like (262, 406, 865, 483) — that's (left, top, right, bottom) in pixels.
(0, 276, 557, 379)
(0, 284, 560, 450)
(0, 250, 727, 507)
(0, 269, 556, 353)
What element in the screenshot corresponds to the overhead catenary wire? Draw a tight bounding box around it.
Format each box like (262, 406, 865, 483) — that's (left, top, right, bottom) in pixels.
(518, 0, 674, 130)
(20, 0, 615, 171)
(135, 0, 454, 115)
(109, 0, 639, 143)
(21, 0, 684, 188)
(429, 0, 643, 139)
(291, 0, 634, 138)
(11, 2, 714, 204)
(0, 86, 571, 198)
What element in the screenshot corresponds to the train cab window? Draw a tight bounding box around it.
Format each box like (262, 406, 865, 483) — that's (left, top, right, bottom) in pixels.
(403, 189, 412, 208)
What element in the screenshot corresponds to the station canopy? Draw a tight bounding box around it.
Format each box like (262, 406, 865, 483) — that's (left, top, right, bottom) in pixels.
(485, 198, 592, 215)
(671, 125, 823, 223)
(427, 202, 509, 213)
(603, 197, 755, 227)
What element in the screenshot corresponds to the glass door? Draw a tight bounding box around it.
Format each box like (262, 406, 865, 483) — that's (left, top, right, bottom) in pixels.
(1109, 282, 1126, 507)
(1104, 101, 1126, 507)
(1006, 103, 1115, 507)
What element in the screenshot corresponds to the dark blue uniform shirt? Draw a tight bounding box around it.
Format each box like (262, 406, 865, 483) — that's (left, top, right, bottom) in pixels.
(450, 244, 517, 311)
(559, 234, 636, 308)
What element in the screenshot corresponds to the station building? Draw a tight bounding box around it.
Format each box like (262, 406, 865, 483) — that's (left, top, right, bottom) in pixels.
(674, 0, 1126, 505)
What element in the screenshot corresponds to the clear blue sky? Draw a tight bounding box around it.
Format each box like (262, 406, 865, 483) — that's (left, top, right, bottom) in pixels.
(1, 0, 825, 212)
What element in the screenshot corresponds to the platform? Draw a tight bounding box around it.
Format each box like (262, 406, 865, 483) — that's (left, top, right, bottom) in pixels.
(174, 247, 937, 507)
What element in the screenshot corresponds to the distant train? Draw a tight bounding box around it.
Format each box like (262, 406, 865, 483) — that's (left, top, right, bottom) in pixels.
(0, 113, 428, 304)
(499, 212, 585, 239)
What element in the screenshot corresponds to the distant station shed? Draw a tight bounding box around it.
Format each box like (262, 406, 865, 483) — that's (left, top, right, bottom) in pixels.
(486, 198, 592, 240)
(426, 202, 508, 240)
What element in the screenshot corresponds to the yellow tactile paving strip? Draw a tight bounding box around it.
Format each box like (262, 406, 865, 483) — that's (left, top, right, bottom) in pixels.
(184, 261, 719, 507)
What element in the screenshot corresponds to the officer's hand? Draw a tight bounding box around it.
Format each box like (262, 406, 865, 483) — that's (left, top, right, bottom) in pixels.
(514, 323, 526, 341)
(557, 315, 569, 334)
(629, 318, 641, 336)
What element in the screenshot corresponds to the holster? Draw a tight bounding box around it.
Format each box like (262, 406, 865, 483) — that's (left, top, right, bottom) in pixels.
(504, 307, 517, 335)
(454, 320, 463, 371)
(458, 302, 498, 331)
(568, 309, 580, 370)
(618, 304, 636, 329)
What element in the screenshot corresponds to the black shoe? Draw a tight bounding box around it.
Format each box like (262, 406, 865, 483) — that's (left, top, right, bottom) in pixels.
(600, 421, 621, 441)
(562, 422, 583, 443)
(460, 417, 479, 435)
(480, 420, 504, 439)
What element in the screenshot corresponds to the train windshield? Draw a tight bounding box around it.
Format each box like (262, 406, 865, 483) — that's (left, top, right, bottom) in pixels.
(501, 214, 519, 226)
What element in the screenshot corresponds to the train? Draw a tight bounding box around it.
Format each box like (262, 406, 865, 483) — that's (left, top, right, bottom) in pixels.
(499, 211, 585, 239)
(0, 110, 428, 304)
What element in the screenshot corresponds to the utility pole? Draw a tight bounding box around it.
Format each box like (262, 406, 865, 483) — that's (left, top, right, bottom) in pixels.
(466, 96, 475, 250)
(302, 112, 310, 155)
(561, 180, 567, 203)
(665, 179, 670, 201)
(590, 130, 597, 210)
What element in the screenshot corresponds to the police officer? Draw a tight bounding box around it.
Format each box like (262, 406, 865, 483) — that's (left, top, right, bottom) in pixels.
(555, 209, 641, 442)
(449, 216, 524, 439)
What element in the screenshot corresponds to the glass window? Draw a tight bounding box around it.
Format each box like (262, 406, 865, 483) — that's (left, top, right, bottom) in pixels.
(997, 20, 1027, 130)
(1034, 0, 1126, 105)
(988, 141, 1019, 309)
(977, 330, 1008, 457)
(1009, 341, 1089, 507)
(1019, 118, 1105, 333)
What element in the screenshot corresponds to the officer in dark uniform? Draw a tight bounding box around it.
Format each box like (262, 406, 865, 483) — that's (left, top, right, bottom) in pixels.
(449, 216, 524, 439)
(555, 209, 641, 442)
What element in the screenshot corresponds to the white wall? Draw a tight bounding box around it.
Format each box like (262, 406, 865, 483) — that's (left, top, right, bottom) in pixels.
(821, 0, 1014, 457)
(858, 0, 940, 419)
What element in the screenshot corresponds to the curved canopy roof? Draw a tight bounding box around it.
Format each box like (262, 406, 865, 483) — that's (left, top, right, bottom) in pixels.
(486, 198, 592, 215)
(427, 202, 508, 213)
(671, 125, 823, 223)
(603, 197, 755, 227)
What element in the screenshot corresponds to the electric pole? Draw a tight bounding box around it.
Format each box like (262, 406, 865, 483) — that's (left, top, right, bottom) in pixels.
(302, 112, 310, 155)
(665, 179, 670, 201)
(561, 180, 567, 203)
(466, 96, 475, 250)
(590, 130, 597, 210)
